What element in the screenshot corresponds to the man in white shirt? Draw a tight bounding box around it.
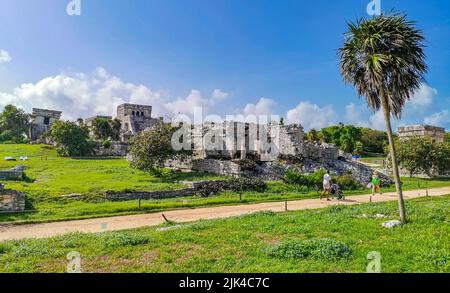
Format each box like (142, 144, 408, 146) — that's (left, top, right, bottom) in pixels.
(321, 170, 332, 201)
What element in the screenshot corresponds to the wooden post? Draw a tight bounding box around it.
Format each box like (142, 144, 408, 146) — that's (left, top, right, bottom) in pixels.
(285, 201, 288, 212)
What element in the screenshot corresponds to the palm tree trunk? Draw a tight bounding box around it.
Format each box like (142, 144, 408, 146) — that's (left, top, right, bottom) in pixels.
(381, 93, 407, 223)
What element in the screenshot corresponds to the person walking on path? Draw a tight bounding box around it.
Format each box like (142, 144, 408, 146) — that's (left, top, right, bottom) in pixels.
(371, 171, 382, 196)
(321, 170, 332, 201)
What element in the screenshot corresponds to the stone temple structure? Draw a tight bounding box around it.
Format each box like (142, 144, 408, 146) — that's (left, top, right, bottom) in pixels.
(116, 103, 162, 141)
(165, 121, 392, 186)
(30, 108, 62, 141)
(398, 125, 445, 143)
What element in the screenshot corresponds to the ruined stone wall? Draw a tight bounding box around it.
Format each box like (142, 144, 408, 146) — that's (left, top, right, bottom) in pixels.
(94, 142, 129, 157)
(30, 108, 62, 141)
(0, 165, 25, 180)
(191, 159, 241, 176)
(106, 180, 230, 201)
(398, 125, 445, 143)
(0, 186, 26, 212)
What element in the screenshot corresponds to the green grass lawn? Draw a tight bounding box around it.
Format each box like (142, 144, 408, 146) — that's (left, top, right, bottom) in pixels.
(1, 195, 449, 273)
(1, 144, 450, 224)
(0, 144, 225, 201)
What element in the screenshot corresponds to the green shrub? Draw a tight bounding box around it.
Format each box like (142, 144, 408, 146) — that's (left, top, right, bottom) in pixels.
(265, 238, 352, 261)
(283, 169, 313, 191)
(102, 140, 112, 149)
(227, 177, 267, 192)
(99, 231, 153, 248)
(335, 175, 363, 190)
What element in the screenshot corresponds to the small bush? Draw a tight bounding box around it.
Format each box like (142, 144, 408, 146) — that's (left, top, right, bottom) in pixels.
(11, 241, 64, 258)
(335, 175, 363, 190)
(265, 238, 352, 261)
(102, 140, 112, 149)
(283, 169, 313, 191)
(227, 177, 267, 192)
(98, 231, 152, 248)
(0, 243, 7, 254)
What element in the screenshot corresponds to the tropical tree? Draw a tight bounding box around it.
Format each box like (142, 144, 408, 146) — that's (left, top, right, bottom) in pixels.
(91, 118, 113, 140)
(128, 122, 192, 176)
(339, 14, 427, 223)
(0, 104, 30, 143)
(48, 120, 95, 157)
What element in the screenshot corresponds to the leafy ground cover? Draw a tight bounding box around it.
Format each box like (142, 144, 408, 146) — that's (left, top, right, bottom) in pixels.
(0, 195, 448, 273)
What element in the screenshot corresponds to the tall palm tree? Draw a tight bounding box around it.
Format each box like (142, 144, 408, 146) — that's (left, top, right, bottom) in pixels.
(339, 13, 427, 223)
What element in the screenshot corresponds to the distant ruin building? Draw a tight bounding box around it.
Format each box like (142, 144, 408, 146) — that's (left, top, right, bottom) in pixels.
(30, 108, 62, 141)
(116, 103, 162, 141)
(398, 125, 445, 143)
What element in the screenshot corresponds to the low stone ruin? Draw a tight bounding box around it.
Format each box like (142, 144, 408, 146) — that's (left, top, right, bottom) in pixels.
(0, 165, 25, 181)
(106, 179, 266, 201)
(0, 183, 26, 212)
(178, 121, 393, 186)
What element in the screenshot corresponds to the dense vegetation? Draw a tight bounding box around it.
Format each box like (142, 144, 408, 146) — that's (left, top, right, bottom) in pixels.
(397, 137, 450, 177)
(283, 169, 362, 191)
(1, 195, 449, 273)
(0, 105, 30, 143)
(128, 122, 192, 176)
(46, 120, 96, 157)
(90, 117, 122, 141)
(307, 124, 389, 156)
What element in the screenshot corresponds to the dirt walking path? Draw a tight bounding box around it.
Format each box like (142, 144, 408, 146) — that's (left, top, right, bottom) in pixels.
(1, 187, 449, 242)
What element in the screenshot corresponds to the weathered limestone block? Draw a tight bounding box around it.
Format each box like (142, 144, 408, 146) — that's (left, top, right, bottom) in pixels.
(0, 184, 26, 212)
(191, 159, 241, 176)
(94, 141, 129, 157)
(0, 165, 25, 180)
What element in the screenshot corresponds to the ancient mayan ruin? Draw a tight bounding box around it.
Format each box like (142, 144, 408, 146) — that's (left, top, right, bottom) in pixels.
(30, 108, 63, 141)
(398, 124, 445, 143)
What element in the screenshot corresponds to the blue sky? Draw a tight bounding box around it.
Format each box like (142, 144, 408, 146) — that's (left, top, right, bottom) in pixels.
(0, 0, 449, 130)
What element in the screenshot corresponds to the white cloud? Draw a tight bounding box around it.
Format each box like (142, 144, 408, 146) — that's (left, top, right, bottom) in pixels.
(368, 110, 387, 131)
(243, 98, 276, 116)
(286, 101, 335, 130)
(0, 50, 11, 63)
(424, 110, 449, 126)
(165, 89, 209, 117)
(212, 89, 229, 101)
(410, 83, 437, 107)
(344, 103, 370, 128)
(0, 68, 231, 121)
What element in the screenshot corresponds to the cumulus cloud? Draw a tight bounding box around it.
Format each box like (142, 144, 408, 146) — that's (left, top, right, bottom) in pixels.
(0, 67, 229, 121)
(212, 89, 229, 102)
(0, 49, 11, 63)
(344, 103, 370, 127)
(424, 110, 449, 126)
(165, 90, 209, 117)
(243, 98, 276, 116)
(286, 101, 335, 130)
(410, 83, 437, 107)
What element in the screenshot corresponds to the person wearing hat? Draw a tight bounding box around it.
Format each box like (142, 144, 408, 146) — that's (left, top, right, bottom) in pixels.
(371, 171, 382, 196)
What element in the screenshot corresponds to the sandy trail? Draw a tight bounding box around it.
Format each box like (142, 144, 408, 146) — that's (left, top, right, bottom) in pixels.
(1, 187, 449, 242)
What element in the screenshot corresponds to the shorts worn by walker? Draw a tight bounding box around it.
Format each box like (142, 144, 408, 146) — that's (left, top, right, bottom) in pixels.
(323, 182, 331, 190)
